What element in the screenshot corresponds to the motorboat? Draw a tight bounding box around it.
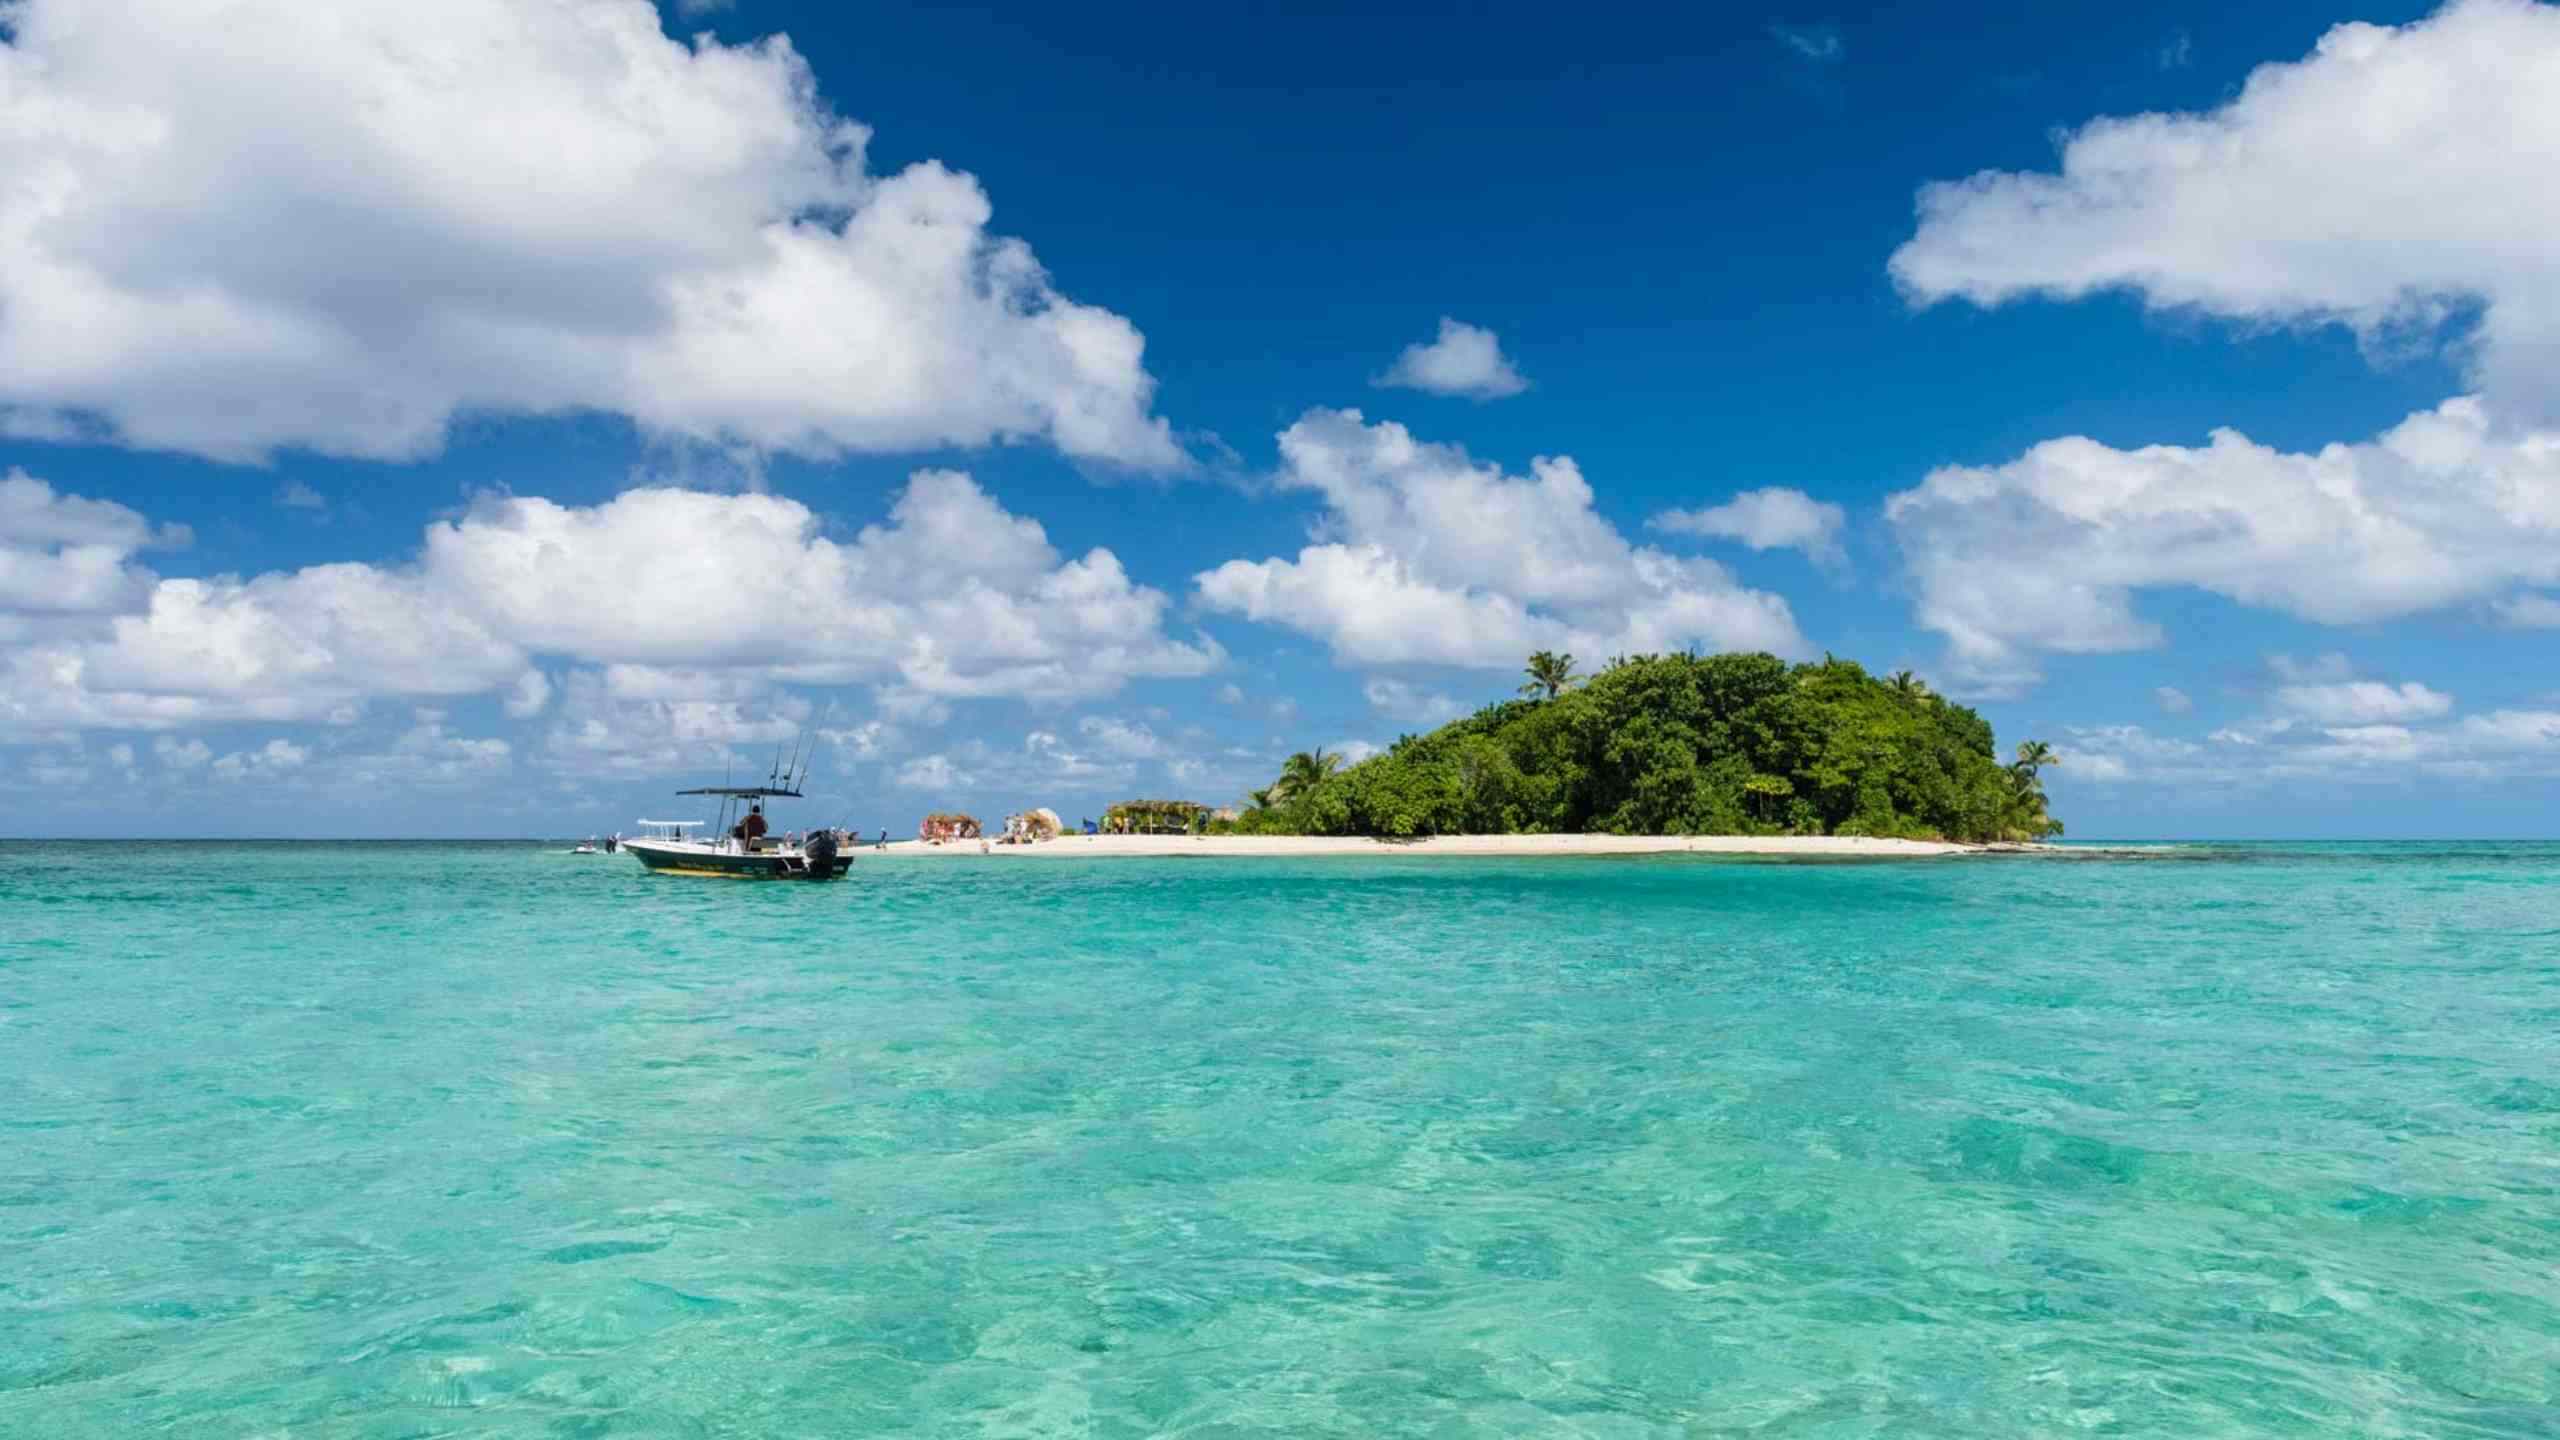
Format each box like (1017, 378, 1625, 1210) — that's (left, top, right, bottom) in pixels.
(568, 839, 599, 855)
(621, 789, 851, 881)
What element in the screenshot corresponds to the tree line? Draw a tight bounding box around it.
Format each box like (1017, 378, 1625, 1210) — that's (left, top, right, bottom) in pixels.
(1227, 650, 2062, 843)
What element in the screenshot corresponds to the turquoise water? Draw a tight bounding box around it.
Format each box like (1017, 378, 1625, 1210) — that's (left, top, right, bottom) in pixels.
(4, 842, 2557, 1437)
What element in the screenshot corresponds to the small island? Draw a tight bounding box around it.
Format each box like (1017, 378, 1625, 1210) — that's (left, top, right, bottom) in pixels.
(882, 650, 2065, 859)
(1223, 650, 2060, 844)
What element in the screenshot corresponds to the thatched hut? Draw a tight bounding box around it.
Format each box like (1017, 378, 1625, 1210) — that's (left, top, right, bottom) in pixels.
(1102, 799, 1210, 835)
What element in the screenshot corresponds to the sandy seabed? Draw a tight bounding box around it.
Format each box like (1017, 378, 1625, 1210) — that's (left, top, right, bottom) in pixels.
(870, 833, 1978, 859)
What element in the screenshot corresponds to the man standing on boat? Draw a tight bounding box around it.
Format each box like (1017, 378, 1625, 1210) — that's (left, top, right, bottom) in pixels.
(743, 803, 768, 852)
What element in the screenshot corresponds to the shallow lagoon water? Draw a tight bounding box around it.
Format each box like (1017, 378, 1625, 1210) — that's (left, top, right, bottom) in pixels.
(4, 841, 2556, 1436)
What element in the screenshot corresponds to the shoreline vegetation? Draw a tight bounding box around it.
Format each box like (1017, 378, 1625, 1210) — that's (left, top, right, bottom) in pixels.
(1213, 651, 2062, 845)
(893, 651, 2064, 856)
(875, 832, 1990, 858)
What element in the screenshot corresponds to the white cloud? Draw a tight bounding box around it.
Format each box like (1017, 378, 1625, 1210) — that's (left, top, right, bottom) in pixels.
(2157, 28, 2193, 70)
(893, 728, 1129, 796)
(538, 667, 808, 779)
(1215, 682, 1245, 705)
(1890, 0, 2560, 422)
(1374, 319, 1528, 400)
(1197, 409, 1806, 669)
(0, 471, 1217, 738)
(0, 469, 187, 626)
(106, 741, 133, 770)
(1649, 487, 1846, 568)
(1334, 739, 1382, 765)
(895, 754, 966, 791)
(1076, 715, 1165, 760)
(2493, 591, 2560, 627)
(1767, 22, 1844, 63)
(2066, 709, 2560, 787)
(2154, 685, 2193, 714)
(1884, 398, 2560, 694)
(502, 669, 553, 719)
(819, 720, 893, 760)
(153, 735, 209, 770)
(1884, 2, 2560, 694)
(2272, 679, 2454, 725)
(2264, 654, 2454, 725)
(338, 715, 512, 788)
(276, 481, 325, 511)
(1364, 678, 1466, 726)
(211, 737, 308, 782)
(2066, 653, 2536, 788)
(0, 0, 1178, 468)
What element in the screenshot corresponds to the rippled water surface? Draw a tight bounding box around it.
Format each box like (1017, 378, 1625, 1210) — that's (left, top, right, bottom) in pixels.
(4, 841, 2557, 1436)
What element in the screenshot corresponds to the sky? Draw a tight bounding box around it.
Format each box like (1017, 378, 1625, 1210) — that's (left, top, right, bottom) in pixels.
(4, 0, 2558, 838)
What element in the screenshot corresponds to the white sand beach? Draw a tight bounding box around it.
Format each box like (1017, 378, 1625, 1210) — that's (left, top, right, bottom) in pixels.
(870, 833, 1977, 859)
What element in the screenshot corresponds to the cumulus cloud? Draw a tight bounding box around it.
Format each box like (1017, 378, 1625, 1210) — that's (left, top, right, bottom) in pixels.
(1891, 0, 2560, 419)
(2493, 591, 2560, 627)
(2154, 685, 2194, 714)
(1885, 1, 2560, 693)
(0, 471, 1217, 739)
(211, 737, 309, 783)
(1364, 678, 1466, 726)
(896, 730, 1118, 795)
(1884, 398, 2560, 694)
(1650, 487, 1847, 568)
(0, 0, 1178, 468)
(1374, 319, 1529, 400)
(1076, 715, 1166, 760)
(502, 670, 554, 719)
(339, 713, 513, 789)
(1196, 409, 1806, 669)
(2066, 655, 2520, 788)
(537, 667, 809, 779)
(2266, 653, 2454, 725)
(0, 470, 188, 629)
(153, 735, 210, 771)
(2067, 710, 2560, 787)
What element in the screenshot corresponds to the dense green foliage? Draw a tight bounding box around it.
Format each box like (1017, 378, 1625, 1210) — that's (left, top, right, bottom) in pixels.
(1227, 652, 2063, 843)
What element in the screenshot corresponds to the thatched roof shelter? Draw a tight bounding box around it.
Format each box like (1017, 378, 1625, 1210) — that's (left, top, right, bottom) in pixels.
(1102, 799, 1209, 835)
(919, 811, 981, 840)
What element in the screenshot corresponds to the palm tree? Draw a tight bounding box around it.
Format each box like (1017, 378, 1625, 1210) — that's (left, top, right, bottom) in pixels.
(1519, 650, 1578, 699)
(1276, 748, 1341, 799)
(1889, 669, 1930, 699)
(1245, 786, 1276, 812)
(2011, 739, 2058, 777)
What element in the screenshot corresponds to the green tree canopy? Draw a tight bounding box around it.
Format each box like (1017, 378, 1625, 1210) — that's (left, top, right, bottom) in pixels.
(1222, 651, 2061, 843)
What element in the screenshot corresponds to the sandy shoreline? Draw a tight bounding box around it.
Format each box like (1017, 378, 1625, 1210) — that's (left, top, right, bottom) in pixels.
(866, 833, 1978, 859)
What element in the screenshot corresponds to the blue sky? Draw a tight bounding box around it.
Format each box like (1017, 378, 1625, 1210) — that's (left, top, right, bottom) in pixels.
(5, 0, 2558, 837)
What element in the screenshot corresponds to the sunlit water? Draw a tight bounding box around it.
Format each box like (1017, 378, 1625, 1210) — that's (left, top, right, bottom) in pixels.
(4, 841, 2557, 1437)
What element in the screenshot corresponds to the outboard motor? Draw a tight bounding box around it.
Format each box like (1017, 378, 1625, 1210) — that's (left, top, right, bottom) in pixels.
(802, 828, 839, 878)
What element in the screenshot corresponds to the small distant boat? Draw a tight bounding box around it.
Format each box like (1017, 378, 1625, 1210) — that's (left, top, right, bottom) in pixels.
(567, 839, 599, 855)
